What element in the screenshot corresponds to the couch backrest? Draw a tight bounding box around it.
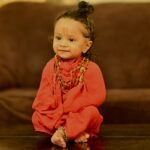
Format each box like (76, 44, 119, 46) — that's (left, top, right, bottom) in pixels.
(0, 2, 150, 89)
(93, 3, 150, 89)
(0, 2, 66, 89)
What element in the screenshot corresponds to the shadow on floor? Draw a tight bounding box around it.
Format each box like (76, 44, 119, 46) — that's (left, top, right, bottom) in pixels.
(36, 137, 105, 150)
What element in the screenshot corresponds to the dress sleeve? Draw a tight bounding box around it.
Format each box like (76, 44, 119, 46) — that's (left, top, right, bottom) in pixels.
(32, 59, 64, 133)
(84, 62, 106, 106)
(32, 59, 58, 112)
(63, 61, 106, 112)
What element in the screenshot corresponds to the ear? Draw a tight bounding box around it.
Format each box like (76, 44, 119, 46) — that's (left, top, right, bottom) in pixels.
(82, 40, 93, 53)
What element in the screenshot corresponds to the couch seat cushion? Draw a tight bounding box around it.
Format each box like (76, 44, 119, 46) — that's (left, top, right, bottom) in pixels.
(0, 88, 36, 125)
(102, 89, 150, 123)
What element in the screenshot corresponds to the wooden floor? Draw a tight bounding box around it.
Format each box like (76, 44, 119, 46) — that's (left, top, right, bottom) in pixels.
(1, 136, 150, 150)
(0, 124, 150, 150)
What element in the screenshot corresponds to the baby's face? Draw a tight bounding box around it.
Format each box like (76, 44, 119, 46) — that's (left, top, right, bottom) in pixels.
(53, 18, 92, 59)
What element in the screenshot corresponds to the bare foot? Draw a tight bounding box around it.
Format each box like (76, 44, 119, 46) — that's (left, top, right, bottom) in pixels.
(51, 129, 66, 148)
(74, 133, 90, 143)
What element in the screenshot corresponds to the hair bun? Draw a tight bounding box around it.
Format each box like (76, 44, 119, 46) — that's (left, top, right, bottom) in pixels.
(78, 1, 94, 17)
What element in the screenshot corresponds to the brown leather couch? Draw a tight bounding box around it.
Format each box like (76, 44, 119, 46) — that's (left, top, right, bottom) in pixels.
(0, 2, 150, 131)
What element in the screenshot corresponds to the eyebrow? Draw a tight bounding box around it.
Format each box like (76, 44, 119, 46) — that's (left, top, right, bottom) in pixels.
(54, 33, 77, 38)
(54, 33, 61, 36)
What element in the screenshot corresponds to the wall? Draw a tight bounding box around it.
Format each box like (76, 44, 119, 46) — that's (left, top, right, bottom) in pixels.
(63, 0, 150, 5)
(1, 0, 150, 7)
(0, 0, 45, 7)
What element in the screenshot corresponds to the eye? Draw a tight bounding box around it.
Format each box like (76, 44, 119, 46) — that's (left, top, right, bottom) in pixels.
(69, 38, 75, 42)
(55, 36, 61, 40)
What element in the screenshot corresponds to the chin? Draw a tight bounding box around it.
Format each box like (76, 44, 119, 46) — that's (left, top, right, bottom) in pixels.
(57, 54, 73, 60)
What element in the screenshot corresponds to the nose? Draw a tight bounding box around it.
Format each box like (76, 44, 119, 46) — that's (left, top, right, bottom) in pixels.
(59, 39, 68, 47)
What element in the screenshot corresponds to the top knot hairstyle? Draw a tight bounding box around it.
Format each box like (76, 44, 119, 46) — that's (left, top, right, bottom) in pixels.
(55, 1, 95, 42)
(78, 1, 94, 18)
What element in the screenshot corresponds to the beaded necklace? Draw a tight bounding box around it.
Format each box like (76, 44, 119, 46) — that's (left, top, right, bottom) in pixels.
(54, 56, 89, 93)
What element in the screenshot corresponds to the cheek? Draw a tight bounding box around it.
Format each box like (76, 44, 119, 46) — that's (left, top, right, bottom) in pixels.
(71, 44, 77, 49)
(81, 42, 89, 51)
(53, 45, 58, 54)
(53, 41, 58, 50)
(78, 43, 86, 51)
(72, 42, 81, 49)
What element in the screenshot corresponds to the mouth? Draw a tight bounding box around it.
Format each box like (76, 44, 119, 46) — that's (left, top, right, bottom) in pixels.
(58, 49, 70, 52)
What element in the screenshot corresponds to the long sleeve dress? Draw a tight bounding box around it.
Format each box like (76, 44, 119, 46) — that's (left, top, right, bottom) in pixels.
(32, 56, 106, 140)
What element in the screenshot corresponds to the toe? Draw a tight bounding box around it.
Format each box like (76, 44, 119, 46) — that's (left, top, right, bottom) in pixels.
(85, 133, 90, 139)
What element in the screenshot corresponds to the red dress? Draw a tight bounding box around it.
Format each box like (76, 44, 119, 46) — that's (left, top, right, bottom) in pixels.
(32, 56, 106, 140)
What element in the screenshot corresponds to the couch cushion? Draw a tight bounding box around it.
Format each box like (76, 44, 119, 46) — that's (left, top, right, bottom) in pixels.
(92, 3, 150, 89)
(0, 88, 36, 125)
(0, 63, 16, 89)
(0, 2, 66, 89)
(102, 89, 150, 124)
(0, 88, 150, 125)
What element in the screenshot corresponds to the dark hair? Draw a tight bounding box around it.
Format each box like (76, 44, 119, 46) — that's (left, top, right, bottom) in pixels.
(55, 1, 95, 42)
